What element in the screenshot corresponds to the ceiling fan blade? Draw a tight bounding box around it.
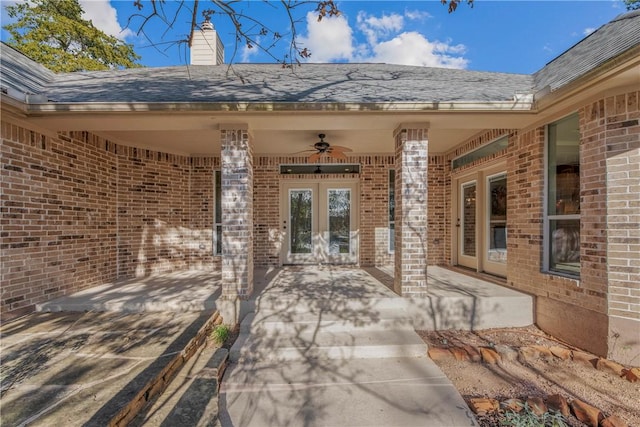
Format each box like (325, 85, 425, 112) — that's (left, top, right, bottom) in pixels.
(292, 149, 317, 155)
(308, 152, 322, 163)
(329, 150, 348, 161)
(330, 145, 353, 152)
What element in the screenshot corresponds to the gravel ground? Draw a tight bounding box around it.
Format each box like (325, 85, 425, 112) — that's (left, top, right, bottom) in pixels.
(418, 325, 640, 427)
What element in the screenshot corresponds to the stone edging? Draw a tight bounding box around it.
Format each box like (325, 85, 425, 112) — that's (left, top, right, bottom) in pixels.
(108, 310, 222, 427)
(468, 394, 629, 427)
(428, 344, 638, 427)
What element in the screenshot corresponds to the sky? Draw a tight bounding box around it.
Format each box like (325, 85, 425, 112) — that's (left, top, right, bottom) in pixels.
(0, 0, 630, 74)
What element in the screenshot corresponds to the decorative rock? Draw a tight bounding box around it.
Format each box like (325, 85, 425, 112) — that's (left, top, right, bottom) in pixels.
(450, 347, 471, 361)
(479, 347, 501, 365)
(531, 345, 554, 360)
(469, 398, 499, 415)
(621, 368, 638, 383)
(462, 345, 482, 362)
(494, 344, 518, 362)
(500, 398, 524, 413)
(546, 393, 570, 417)
(549, 346, 572, 360)
(427, 347, 453, 361)
(600, 414, 630, 427)
(526, 397, 547, 416)
(518, 346, 539, 364)
(570, 398, 603, 427)
(596, 358, 625, 376)
(572, 351, 599, 368)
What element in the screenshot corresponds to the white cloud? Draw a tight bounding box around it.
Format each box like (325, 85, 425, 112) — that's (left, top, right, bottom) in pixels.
(241, 37, 261, 62)
(297, 11, 354, 62)
(357, 11, 404, 46)
(368, 32, 468, 68)
(583, 27, 596, 36)
(404, 9, 432, 21)
(79, 0, 134, 40)
(298, 9, 467, 69)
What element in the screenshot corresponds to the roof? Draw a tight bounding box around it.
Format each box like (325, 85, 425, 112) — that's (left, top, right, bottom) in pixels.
(533, 10, 640, 92)
(0, 43, 55, 98)
(45, 64, 532, 104)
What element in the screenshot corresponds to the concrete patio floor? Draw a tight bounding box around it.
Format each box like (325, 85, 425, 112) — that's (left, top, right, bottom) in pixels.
(36, 266, 533, 330)
(8, 266, 533, 426)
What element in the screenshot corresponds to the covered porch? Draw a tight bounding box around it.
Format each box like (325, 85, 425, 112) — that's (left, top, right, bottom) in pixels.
(37, 266, 533, 331)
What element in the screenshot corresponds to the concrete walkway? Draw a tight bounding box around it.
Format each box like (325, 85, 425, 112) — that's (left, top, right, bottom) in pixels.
(219, 267, 479, 427)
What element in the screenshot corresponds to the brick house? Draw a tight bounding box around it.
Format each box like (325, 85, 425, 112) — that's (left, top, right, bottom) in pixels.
(1, 11, 638, 363)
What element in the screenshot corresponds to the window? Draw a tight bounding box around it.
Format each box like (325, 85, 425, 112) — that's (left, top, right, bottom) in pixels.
(214, 170, 222, 255)
(452, 136, 508, 169)
(545, 114, 580, 276)
(389, 169, 395, 253)
(280, 164, 360, 174)
(487, 173, 507, 264)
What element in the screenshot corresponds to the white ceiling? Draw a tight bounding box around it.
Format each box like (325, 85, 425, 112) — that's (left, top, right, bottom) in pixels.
(29, 111, 537, 156)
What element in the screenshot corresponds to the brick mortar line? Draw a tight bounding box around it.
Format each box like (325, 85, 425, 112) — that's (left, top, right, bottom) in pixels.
(108, 310, 221, 427)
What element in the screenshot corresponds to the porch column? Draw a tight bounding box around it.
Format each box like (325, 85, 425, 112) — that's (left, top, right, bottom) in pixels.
(394, 124, 429, 296)
(220, 125, 254, 303)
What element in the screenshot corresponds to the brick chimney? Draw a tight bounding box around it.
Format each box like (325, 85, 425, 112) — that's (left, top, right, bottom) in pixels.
(190, 19, 224, 65)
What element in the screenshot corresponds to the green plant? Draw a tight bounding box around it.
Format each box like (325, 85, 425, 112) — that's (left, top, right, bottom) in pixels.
(500, 402, 568, 427)
(210, 324, 231, 345)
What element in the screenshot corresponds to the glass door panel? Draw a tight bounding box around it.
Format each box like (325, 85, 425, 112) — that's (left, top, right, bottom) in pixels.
(462, 183, 477, 257)
(282, 181, 358, 265)
(289, 189, 313, 254)
(328, 189, 351, 255)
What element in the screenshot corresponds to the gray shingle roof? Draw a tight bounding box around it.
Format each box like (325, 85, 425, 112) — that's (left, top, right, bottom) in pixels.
(534, 10, 640, 92)
(45, 64, 532, 103)
(0, 43, 55, 97)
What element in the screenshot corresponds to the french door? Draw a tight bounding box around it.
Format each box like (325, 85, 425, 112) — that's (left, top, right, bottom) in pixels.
(455, 169, 507, 277)
(281, 181, 358, 265)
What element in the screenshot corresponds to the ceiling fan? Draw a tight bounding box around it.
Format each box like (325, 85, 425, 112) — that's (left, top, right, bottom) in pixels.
(299, 134, 353, 162)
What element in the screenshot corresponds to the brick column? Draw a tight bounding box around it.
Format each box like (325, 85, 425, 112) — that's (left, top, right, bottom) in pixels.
(220, 125, 254, 301)
(393, 124, 429, 296)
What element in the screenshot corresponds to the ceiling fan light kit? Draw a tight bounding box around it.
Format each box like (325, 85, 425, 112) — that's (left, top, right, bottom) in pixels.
(298, 133, 353, 162)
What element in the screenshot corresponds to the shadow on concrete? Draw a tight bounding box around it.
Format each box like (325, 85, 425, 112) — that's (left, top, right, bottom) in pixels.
(218, 266, 479, 427)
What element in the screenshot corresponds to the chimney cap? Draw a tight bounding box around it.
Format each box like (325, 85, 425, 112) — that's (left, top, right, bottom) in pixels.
(201, 18, 214, 31)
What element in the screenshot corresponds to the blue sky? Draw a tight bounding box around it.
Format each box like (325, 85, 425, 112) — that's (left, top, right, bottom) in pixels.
(0, 1, 629, 73)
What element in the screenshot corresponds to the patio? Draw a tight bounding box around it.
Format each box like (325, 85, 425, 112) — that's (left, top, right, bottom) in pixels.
(36, 266, 533, 331)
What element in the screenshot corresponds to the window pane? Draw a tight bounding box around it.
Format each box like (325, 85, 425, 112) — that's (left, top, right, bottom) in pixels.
(290, 190, 313, 254)
(452, 136, 508, 169)
(389, 170, 395, 222)
(216, 225, 222, 255)
(550, 219, 580, 274)
(215, 170, 222, 223)
(462, 183, 476, 257)
(389, 169, 395, 253)
(548, 115, 580, 215)
(328, 189, 350, 254)
(488, 175, 507, 264)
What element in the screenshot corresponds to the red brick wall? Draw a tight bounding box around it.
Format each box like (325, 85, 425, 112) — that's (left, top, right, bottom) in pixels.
(115, 146, 192, 277)
(581, 91, 640, 323)
(1, 118, 221, 320)
(428, 155, 449, 265)
(1, 125, 117, 319)
(190, 156, 220, 271)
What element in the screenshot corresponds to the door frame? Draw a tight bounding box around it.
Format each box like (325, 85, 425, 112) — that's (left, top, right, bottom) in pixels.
(280, 178, 359, 265)
(452, 160, 507, 276)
